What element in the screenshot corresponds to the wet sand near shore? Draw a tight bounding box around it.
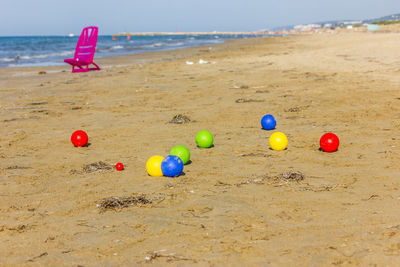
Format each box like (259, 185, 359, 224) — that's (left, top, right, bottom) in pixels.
(0, 32, 400, 266)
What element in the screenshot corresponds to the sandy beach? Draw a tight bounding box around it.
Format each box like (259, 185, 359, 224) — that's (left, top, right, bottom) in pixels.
(1, 31, 400, 266)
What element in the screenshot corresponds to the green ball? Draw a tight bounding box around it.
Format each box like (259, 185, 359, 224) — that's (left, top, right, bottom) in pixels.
(170, 145, 190, 165)
(195, 130, 213, 148)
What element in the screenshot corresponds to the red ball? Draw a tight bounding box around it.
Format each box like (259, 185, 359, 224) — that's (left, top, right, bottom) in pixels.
(115, 162, 124, 171)
(320, 133, 339, 152)
(71, 130, 88, 147)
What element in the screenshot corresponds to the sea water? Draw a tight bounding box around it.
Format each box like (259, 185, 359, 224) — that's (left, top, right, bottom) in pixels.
(0, 34, 272, 68)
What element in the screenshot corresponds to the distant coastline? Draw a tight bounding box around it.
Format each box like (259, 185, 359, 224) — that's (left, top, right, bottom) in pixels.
(114, 31, 273, 37)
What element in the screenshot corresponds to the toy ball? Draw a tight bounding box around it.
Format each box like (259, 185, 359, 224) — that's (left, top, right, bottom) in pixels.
(170, 145, 190, 165)
(146, 155, 164, 176)
(269, 132, 288, 151)
(71, 130, 88, 147)
(161, 155, 183, 177)
(115, 162, 124, 171)
(261, 114, 276, 130)
(195, 130, 213, 148)
(320, 133, 339, 152)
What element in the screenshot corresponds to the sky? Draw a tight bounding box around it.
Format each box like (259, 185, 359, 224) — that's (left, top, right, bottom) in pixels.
(1, 0, 400, 36)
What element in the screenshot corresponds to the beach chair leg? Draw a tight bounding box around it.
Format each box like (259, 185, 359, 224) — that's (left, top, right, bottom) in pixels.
(88, 62, 101, 71)
(92, 62, 101, 71)
(72, 64, 89, 73)
(72, 65, 81, 73)
(70, 62, 100, 73)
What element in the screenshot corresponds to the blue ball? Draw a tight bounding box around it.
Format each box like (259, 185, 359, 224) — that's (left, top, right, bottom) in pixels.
(161, 155, 184, 177)
(261, 114, 276, 130)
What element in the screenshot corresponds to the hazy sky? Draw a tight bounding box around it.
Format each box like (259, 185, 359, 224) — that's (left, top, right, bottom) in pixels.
(1, 0, 400, 35)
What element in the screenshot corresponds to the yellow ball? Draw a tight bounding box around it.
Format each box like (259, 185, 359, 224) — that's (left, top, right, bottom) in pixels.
(269, 132, 288, 151)
(146, 155, 164, 176)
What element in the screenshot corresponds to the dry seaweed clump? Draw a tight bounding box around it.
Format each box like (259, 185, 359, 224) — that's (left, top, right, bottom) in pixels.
(83, 161, 113, 173)
(276, 171, 305, 182)
(98, 195, 152, 212)
(6, 165, 31, 170)
(235, 98, 264, 103)
(169, 114, 192, 124)
(235, 171, 305, 187)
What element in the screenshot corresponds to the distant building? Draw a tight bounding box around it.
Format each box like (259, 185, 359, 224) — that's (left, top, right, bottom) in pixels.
(294, 24, 321, 31)
(343, 20, 362, 25)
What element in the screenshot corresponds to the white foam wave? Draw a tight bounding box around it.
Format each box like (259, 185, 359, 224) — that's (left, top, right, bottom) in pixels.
(0, 51, 74, 63)
(142, 41, 186, 49)
(99, 45, 124, 52)
(8, 62, 63, 67)
(31, 51, 74, 59)
(169, 42, 184, 46)
(0, 57, 15, 62)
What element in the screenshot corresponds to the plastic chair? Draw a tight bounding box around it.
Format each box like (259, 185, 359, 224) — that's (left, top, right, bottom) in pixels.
(64, 26, 100, 73)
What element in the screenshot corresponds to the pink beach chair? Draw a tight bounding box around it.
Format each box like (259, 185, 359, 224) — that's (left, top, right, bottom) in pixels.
(64, 26, 100, 73)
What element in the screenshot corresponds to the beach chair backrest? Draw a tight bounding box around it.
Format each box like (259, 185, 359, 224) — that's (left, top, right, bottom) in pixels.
(74, 26, 98, 62)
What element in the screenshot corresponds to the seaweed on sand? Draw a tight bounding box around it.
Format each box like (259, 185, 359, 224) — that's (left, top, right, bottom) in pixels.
(235, 171, 305, 187)
(83, 161, 113, 173)
(98, 195, 152, 212)
(168, 114, 192, 124)
(276, 171, 305, 182)
(235, 98, 264, 103)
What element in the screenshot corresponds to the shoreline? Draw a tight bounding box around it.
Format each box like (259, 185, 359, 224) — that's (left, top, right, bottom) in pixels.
(0, 36, 282, 74)
(0, 34, 281, 70)
(114, 31, 272, 36)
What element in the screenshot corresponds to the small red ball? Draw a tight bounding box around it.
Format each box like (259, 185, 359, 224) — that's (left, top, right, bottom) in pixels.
(320, 133, 339, 152)
(71, 130, 88, 147)
(115, 162, 124, 171)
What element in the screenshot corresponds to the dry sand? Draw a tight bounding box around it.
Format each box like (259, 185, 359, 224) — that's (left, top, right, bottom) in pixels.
(0, 31, 400, 266)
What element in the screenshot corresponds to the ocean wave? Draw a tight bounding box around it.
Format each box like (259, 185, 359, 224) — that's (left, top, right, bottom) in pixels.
(140, 41, 186, 49)
(0, 57, 15, 62)
(33, 51, 74, 59)
(8, 62, 64, 67)
(167, 42, 185, 46)
(121, 39, 222, 52)
(98, 45, 125, 52)
(136, 42, 166, 49)
(0, 51, 74, 62)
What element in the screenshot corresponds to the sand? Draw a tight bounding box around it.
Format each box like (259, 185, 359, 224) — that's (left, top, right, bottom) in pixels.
(1, 31, 400, 266)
